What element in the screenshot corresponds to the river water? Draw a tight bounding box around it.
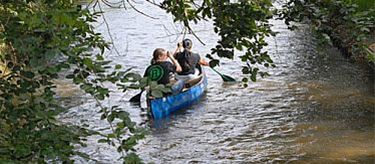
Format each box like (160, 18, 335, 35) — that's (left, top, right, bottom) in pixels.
(58, 2, 375, 163)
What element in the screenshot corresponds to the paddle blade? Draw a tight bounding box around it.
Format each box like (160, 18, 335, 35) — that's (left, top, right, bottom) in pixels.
(129, 90, 143, 103)
(221, 74, 236, 82)
(211, 67, 236, 82)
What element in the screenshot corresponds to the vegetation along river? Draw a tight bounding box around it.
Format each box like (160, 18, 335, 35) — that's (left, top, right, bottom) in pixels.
(57, 2, 375, 163)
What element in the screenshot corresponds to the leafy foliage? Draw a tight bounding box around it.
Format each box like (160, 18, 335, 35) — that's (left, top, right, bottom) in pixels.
(279, 0, 375, 62)
(161, 0, 276, 83)
(344, 0, 375, 13)
(0, 0, 144, 163)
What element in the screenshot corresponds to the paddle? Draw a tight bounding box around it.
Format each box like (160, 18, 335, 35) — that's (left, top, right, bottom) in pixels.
(129, 89, 144, 103)
(210, 67, 236, 82)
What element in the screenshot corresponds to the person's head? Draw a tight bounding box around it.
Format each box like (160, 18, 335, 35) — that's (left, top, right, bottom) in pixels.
(182, 38, 192, 50)
(152, 48, 168, 61)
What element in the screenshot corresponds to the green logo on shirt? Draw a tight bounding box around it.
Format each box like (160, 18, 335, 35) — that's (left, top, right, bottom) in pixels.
(147, 65, 164, 81)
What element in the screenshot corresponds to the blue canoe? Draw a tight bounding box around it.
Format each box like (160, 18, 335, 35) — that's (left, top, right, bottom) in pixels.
(147, 70, 208, 119)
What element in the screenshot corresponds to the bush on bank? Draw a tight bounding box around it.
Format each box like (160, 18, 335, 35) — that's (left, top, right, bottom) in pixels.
(0, 1, 144, 163)
(280, 0, 375, 62)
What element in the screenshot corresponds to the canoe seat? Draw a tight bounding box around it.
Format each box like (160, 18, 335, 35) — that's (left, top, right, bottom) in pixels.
(182, 75, 203, 91)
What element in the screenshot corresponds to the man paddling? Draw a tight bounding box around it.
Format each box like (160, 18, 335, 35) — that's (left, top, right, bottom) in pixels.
(175, 39, 209, 81)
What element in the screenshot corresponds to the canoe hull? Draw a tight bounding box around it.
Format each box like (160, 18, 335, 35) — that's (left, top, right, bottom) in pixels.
(148, 72, 207, 119)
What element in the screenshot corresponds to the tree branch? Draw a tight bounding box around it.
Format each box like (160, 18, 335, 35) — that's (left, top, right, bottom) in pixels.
(126, 0, 158, 19)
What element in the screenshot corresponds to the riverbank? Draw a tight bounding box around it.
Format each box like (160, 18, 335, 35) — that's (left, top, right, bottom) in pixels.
(281, 0, 375, 65)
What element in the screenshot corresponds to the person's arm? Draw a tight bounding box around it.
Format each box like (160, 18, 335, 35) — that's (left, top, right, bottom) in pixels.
(173, 42, 183, 57)
(199, 58, 209, 66)
(167, 51, 182, 72)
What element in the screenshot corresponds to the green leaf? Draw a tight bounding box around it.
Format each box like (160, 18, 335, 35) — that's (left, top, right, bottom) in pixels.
(125, 73, 142, 82)
(149, 81, 158, 89)
(151, 90, 163, 98)
(83, 58, 94, 70)
(209, 59, 220, 68)
(96, 94, 105, 100)
(107, 133, 116, 138)
(107, 113, 115, 123)
(154, 84, 165, 91)
(46, 67, 59, 74)
(251, 73, 257, 82)
(242, 67, 250, 74)
(117, 122, 125, 129)
(115, 64, 122, 69)
(161, 86, 172, 93)
(123, 153, 143, 163)
(73, 76, 84, 84)
(96, 55, 104, 61)
(139, 77, 148, 88)
(98, 139, 108, 143)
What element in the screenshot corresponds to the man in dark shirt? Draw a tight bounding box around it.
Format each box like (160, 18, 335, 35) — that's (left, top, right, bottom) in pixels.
(144, 48, 184, 94)
(175, 39, 209, 81)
